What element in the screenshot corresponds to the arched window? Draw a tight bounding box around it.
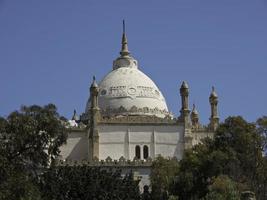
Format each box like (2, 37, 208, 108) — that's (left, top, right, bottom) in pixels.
(143, 145, 149, 159)
(135, 145, 141, 159)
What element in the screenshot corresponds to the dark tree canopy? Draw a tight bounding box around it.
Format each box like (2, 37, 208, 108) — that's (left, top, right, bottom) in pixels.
(150, 156, 179, 200)
(40, 165, 140, 200)
(172, 116, 267, 200)
(203, 175, 240, 200)
(0, 104, 141, 200)
(0, 104, 67, 169)
(0, 104, 68, 200)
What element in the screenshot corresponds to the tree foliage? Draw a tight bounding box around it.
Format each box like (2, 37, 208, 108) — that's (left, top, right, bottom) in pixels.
(172, 116, 267, 200)
(203, 175, 240, 200)
(257, 116, 267, 154)
(40, 165, 140, 200)
(150, 156, 179, 200)
(0, 104, 141, 200)
(0, 104, 67, 170)
(0, 104, 67, 200)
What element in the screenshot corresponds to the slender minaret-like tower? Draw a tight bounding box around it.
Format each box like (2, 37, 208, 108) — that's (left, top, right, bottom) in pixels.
(179, 81, 190, 126)
(209, 86, 219, 131)
(180, 81, 192, 150)
(88, 76, 100, 161)
(191, 104, 200, 128)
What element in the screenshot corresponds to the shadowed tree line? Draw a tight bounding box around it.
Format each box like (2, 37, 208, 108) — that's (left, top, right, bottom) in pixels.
(40, 165, 140, 200)
(1, 104, 267, 199)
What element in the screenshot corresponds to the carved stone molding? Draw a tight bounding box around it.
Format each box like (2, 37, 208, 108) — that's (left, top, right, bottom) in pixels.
(99, 114, 178, 124)
(100, 105, 172, 118)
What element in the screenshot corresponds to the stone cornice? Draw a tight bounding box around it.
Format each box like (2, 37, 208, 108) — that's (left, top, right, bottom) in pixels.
(101, 106, 172, 118)
(99, 115, 181, 125)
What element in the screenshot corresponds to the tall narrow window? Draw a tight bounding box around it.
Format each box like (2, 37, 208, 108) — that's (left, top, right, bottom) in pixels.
(143, 145, 149, 159)
(135, 145, 141, 159)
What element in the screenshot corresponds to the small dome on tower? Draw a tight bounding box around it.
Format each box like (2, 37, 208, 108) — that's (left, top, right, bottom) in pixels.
(210, 86, 218, 98)
(91, 76, 98, 88)
(180, 81, 189, 89)
(191, 104, 199, 115)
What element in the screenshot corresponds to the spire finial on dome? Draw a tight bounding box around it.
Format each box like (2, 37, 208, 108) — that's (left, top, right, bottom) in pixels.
(120, 20, 130, 57)
(123, 19, 126, 34)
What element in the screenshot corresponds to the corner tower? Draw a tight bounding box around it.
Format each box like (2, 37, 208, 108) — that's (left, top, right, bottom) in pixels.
(209, 86, 219, 131)
(179, 81, 190, 125)
(88, 76, 100, 161)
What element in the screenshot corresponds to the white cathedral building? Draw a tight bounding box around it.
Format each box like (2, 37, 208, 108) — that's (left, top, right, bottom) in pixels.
(58, 22, 219, 188)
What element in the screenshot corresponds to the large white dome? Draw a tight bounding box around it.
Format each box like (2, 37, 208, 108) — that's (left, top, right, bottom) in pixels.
(85, 29, 171, 118)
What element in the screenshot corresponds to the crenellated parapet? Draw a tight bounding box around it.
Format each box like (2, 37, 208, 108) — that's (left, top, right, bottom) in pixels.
(56, 156, 153, 167)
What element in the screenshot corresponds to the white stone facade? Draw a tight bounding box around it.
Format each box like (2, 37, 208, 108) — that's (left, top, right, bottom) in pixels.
(60, 124, 184, 161)
(59, 26, 220, 189)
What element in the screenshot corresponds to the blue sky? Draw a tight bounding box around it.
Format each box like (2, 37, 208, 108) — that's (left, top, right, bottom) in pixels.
(0, 0, 266, 124)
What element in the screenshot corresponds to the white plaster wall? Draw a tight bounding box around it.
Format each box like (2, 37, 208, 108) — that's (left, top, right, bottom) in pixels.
(99, 144, 125, 160)
(154, 126, 184, 159)
(98, 126, 127, 160)
(98, 124, 184, 161)
(60, 124, 185, 161)
(59, 131, 88, 160)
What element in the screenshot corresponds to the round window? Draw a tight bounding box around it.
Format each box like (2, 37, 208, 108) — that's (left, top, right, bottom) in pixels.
(101, 89, 107, 96)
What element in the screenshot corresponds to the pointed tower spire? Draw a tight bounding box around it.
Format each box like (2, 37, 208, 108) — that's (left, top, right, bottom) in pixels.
(120, 20, 130, 57)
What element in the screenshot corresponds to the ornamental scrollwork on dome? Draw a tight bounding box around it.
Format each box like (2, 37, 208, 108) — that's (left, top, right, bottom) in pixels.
(99, 105, 173, 120)
(101, 85, 162, 100)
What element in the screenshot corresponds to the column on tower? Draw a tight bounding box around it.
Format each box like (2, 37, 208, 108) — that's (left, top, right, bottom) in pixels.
(179, 81, 191, 126)
(88, 76, 100, 161)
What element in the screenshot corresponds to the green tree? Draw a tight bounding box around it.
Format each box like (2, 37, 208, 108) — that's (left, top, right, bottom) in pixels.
(0, 104, 67, 200)
(174, 116, 267, 199)
(255, 116, 267, 199)
(257, 116, 267, 153)
(150, 156, 179, 200)
(203, 175, 240, 200)
(40, 165, 140, 200)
